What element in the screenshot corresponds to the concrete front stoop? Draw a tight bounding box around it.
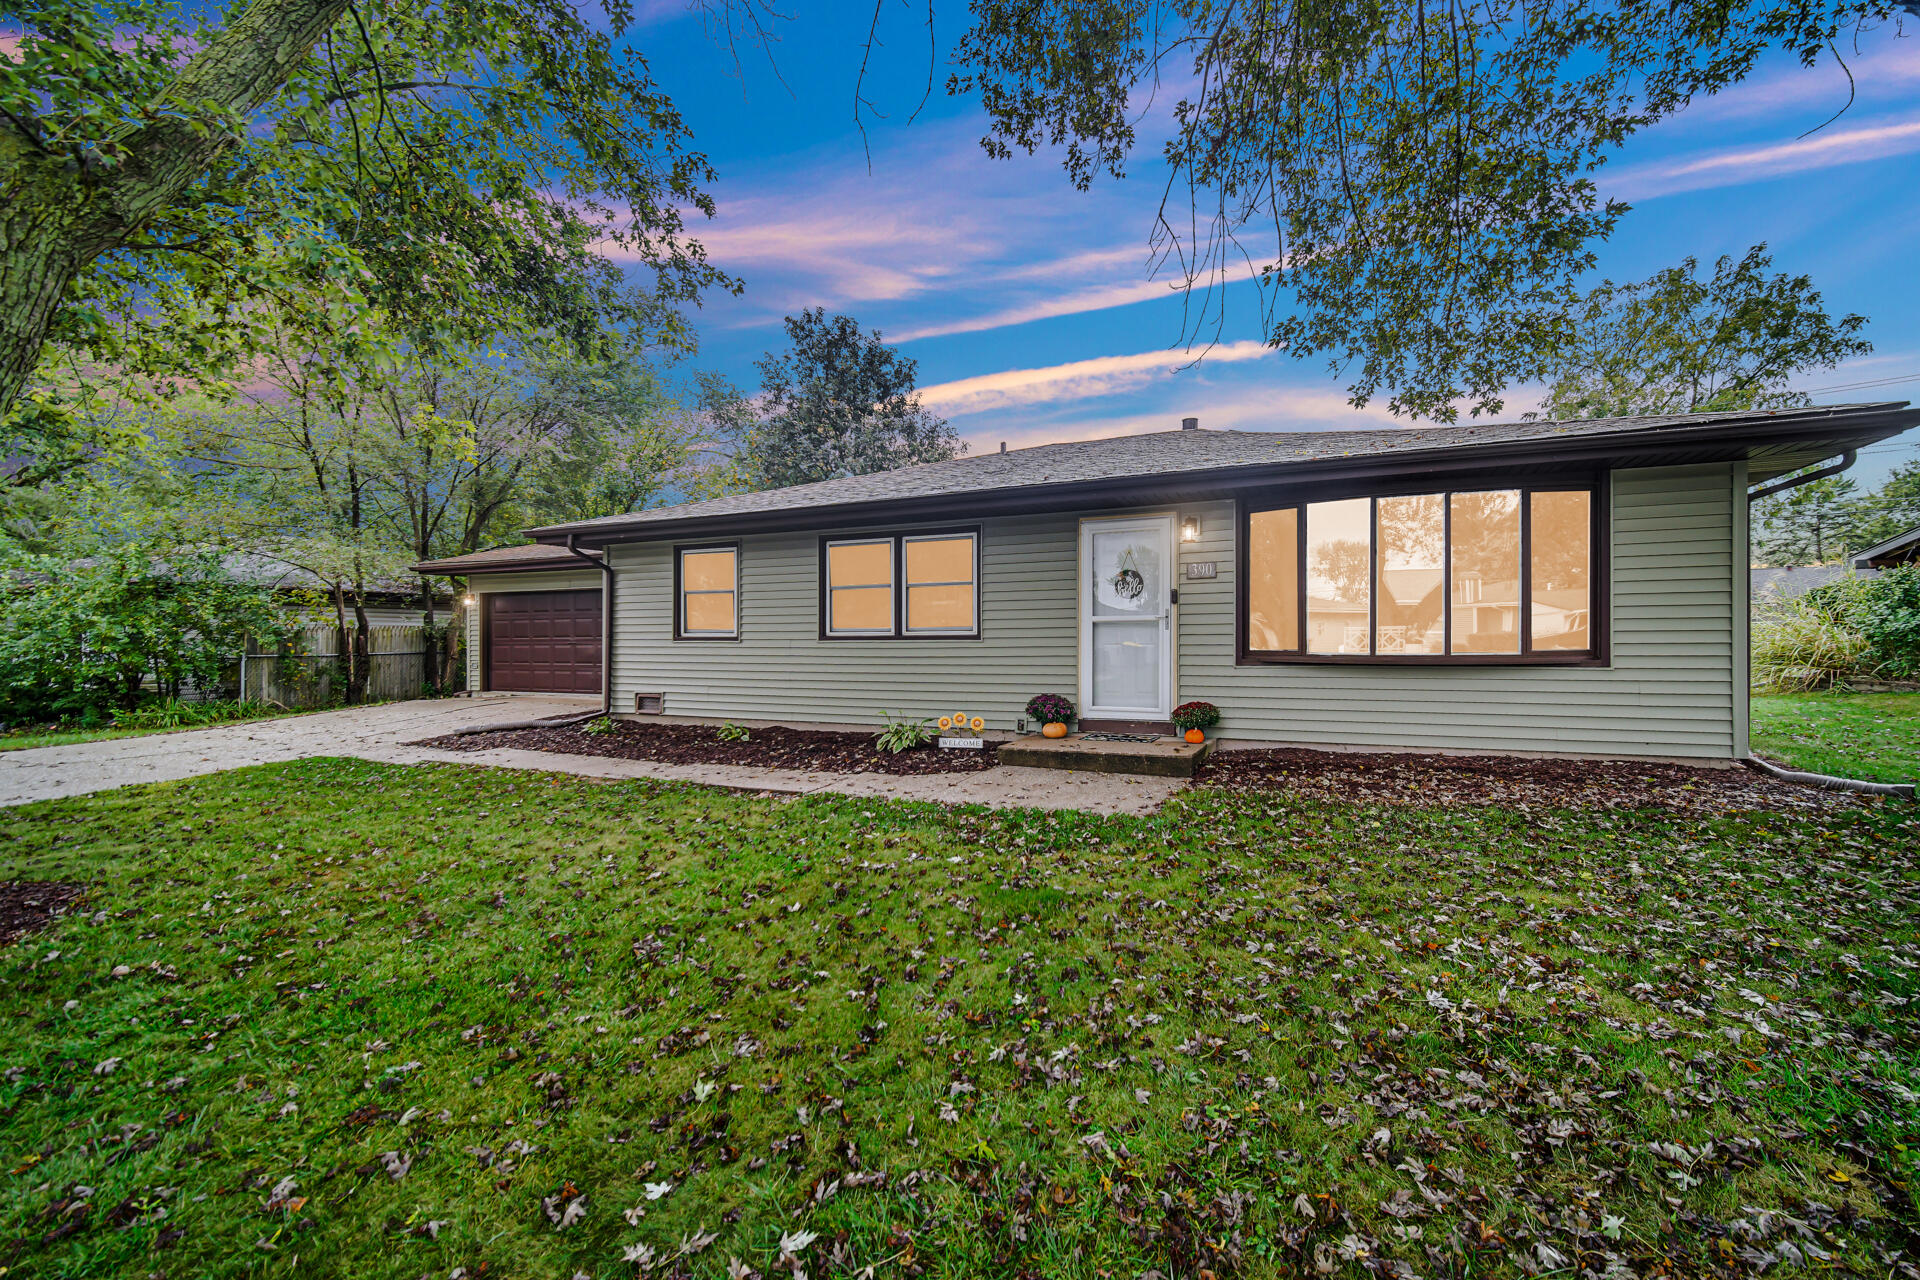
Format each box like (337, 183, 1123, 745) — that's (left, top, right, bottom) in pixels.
(997, 732, 1210, 778)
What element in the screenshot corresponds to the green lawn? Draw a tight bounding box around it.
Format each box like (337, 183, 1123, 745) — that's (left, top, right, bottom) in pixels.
(1751, 691, 1920, 783)
(0, 725, 166, 752)
(3, 761, 1917, 1278)
(0, 703, 380, 753)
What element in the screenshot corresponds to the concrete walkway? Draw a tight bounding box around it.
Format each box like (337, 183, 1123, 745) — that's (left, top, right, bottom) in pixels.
(0, 697, 1183, 816)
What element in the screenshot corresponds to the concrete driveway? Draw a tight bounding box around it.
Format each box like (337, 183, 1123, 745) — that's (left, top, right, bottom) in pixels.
(0, 696, 596, 808)
(0, 696, 1184, 815)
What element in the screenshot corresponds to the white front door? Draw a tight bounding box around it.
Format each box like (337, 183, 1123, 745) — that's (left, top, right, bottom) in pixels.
(1080, 515, 1174, 720)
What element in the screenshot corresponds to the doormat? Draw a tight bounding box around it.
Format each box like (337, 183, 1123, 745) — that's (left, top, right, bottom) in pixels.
(1080, 732, 1162, 743)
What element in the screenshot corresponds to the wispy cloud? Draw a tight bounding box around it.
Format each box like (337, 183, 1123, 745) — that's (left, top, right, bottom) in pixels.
(1664, 38, 1920, 130)
(1610, 114, 1920, 199)
(893, 277, 1180, 341)
(920, 341, 1276, 416)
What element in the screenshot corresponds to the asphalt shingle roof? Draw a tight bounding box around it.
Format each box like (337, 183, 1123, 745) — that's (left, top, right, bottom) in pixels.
(527, 403, 1914, 541)
(413, 543, 602, 574)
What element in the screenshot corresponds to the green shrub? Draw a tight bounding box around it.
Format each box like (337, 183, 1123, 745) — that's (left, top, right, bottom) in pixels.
(873, 712, 935, 754)
(579, 715, 619, 736)
(1855, 564, 1920, 679)
(716, 721, 751, 742)
(1761, 566, 1920, 689)
(0, 543, 287, 724)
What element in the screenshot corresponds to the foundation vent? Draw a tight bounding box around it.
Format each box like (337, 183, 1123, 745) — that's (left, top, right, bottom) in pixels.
(634, 692, 664, 715)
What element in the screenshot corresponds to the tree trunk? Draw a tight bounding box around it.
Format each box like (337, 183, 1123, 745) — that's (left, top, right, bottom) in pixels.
(420, 578, 440, 696)
(330, 582, 352, 703)
(440, 600, 466, 694)
(0, 0, 352, 416)
(350, 593, 372, 704)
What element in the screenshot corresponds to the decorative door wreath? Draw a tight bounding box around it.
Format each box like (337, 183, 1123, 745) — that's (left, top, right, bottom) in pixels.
(1110, 546, 1146, 601)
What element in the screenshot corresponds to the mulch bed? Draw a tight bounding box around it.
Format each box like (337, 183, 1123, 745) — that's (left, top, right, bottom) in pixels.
(1197, 746, 1867, 813)
(418, 721, 1001, 776)
(0, 881, 86, 947)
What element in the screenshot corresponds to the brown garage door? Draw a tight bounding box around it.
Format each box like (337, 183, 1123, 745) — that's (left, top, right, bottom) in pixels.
(485, 590, 602, 693)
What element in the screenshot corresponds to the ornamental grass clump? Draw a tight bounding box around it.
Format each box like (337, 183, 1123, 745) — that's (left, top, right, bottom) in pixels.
(1752, 582, 1875, 692)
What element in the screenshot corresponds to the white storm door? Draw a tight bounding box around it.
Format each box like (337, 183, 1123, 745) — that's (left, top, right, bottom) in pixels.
(1080, 516, 1174, 719)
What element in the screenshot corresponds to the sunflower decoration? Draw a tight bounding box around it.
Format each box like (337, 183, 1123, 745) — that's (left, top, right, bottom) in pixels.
(938, 713, 988, 733)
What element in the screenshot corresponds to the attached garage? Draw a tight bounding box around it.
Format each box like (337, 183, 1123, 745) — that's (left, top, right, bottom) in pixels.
(485, 590, 602, 693)
(409, 547, 606, 697)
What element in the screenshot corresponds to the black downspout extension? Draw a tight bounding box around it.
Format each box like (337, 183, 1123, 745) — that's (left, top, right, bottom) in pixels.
(563, 534, 615, 718)
(1742, 450, 1913, 799)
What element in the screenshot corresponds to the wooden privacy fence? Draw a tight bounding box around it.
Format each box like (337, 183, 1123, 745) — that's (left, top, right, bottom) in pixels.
(236, 623, 450, 708)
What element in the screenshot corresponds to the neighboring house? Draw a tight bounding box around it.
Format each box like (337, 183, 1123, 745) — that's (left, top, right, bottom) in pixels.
(223, 554, 451, 626)
(1749, 564, 1866, 602)
(413, 402, 1917, 761)
(1852, 524, 1920, 571)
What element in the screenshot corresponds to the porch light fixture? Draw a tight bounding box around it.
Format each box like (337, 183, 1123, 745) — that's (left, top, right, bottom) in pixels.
(463, 594, 475, 605)
(1181, 517, 1200, 543)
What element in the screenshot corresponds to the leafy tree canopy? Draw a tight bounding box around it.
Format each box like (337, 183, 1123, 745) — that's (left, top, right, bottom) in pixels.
(947, 0, 1898, 418)
(741, 308, 962, 489)
(1, 0, 735, 423)
(1755, 475, 1861, 566)
(1845, 460, 1920, 552)
(1536, 246, 1871, 421)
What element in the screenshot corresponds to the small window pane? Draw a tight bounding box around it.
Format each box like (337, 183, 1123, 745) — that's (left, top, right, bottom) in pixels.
(684, 591, 735, 634)
(1307, 498, 1371, 654)
(1451, 491, 1521, 654)
(1090, 527, 1163, 617)
(682, 549, 735, 592)
(1247, 508, 1299, 651)
(1376, 494, 1445, 655)
(1531, 490, 1592, 651)
(830, 586, 892, 632)
(828, 541, 892, 588)
(905, 536, 973, 585)
(907, 584, 974, 631)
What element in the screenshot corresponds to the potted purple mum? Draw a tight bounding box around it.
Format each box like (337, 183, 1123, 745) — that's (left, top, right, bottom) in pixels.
(1026, 693, 1075, 738)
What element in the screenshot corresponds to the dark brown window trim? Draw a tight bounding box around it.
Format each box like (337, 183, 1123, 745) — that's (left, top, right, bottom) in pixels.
(816, 526, 983, 641)
(672, 541, 741, 641)
(1234, 470, 1611, 668)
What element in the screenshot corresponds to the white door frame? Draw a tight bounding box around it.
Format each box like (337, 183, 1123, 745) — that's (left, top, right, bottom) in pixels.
(1079, 514, 1174, 720)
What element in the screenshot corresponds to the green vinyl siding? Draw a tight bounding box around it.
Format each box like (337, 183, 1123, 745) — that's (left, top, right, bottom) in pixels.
(607, 514, 1076, 727)
(1174, 463, 1742, 758)
(463, 569, 603, 693)
(597, 462, 1744, 760)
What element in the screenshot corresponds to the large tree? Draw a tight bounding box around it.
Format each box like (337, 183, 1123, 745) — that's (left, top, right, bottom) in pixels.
(742, 309, 962, 489)
(947, 0, 1899, 418)
(1536, 245, 1871, 420)
(1845, 460, 1920, 552)
(1755, 475, 1862, 566)
(1, 0, 730, 421)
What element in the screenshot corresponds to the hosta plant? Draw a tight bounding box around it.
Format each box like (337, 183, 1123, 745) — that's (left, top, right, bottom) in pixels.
(874, 713, 936, 754)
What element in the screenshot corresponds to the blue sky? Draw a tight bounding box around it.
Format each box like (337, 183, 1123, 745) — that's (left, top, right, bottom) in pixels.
(623, 5, 1920, 486)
